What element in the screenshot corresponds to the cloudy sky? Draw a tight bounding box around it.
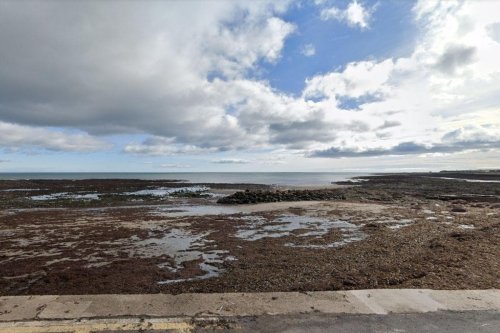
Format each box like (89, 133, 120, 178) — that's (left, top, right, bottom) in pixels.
(0, 0, 499, 172)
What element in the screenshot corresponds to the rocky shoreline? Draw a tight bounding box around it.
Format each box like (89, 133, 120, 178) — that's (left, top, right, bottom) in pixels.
(1, 171, 499, 295)
(218, 171, 500, 207)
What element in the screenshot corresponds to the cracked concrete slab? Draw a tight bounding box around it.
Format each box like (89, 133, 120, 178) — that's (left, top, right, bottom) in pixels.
(1, 289, 499, 322)
(0, 296, 57, 321)
(428, 290, 500, 311)
(349, 289, 445, 314)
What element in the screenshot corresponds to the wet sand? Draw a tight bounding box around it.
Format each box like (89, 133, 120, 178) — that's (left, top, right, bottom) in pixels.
(0, 172, 499, 295)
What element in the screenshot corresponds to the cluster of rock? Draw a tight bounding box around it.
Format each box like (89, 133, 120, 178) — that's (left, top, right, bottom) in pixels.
(217, 189, 346, 204)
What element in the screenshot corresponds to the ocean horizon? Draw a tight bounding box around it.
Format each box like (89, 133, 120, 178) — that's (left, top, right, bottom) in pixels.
(0, 172, 370, 185)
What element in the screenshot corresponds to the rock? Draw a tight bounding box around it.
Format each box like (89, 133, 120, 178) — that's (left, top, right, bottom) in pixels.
(452, 199, 467, 205)
(342, 277, 358, 287)
(451, 206, 467, 213)
(217, 188, 347, 204)
(449, 232, 475, 242)
(429, 239, 445, 249)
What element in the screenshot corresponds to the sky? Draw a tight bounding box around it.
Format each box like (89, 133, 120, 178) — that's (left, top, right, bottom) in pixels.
(0, 0, 499, 172)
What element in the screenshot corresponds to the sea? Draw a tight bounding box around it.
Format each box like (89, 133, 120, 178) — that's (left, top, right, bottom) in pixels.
(0, 172, 369, 186)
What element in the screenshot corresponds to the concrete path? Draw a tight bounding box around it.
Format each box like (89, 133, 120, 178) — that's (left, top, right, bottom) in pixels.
(0, 289, 499, 332)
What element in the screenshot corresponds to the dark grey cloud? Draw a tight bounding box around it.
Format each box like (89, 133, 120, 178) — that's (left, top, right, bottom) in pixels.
(487, 22, 500, 43)
(345, 120, 370, 132)
(269, 119, 337, 148)
(376, 120, 401, 130)
(310, 127, 500, 158)
(311, 140, 499, 158)
(123, 136, 216, 156)
(0, 122, 110, 152)
(1, 1, 497, 160)
(375, 132, 391, 139)
(0, 1, 297, 151)
(268, 118, 372, 149)
(434, 44, 476, 75)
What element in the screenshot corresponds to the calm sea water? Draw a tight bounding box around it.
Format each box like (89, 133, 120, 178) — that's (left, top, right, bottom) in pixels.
(0, 172, 368, 185)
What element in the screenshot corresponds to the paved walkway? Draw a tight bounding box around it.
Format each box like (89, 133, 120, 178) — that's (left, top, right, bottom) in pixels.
(0, 289, 499, 332)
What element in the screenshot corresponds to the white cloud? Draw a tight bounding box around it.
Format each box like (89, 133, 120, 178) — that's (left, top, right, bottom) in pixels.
(301, 44, 316, 57)
(160, 164, 192, 168)
(211, 158, 250, 164)
(208, 16, 296, 78)
(124, 137, 214, 156)
(0, 1, 295, 151)
(0, 122, 110, 152)
(304, 59, 394, 100)
(257, 154, 288, 165)
(0, 0, 499, 166)
(299, 0, 500, 158)
(320, 1, 375, 30)
(312, 124, 500, 158)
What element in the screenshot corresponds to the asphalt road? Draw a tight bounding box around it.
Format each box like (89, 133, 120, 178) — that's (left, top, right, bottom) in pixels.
(195, 311, 500, 333)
